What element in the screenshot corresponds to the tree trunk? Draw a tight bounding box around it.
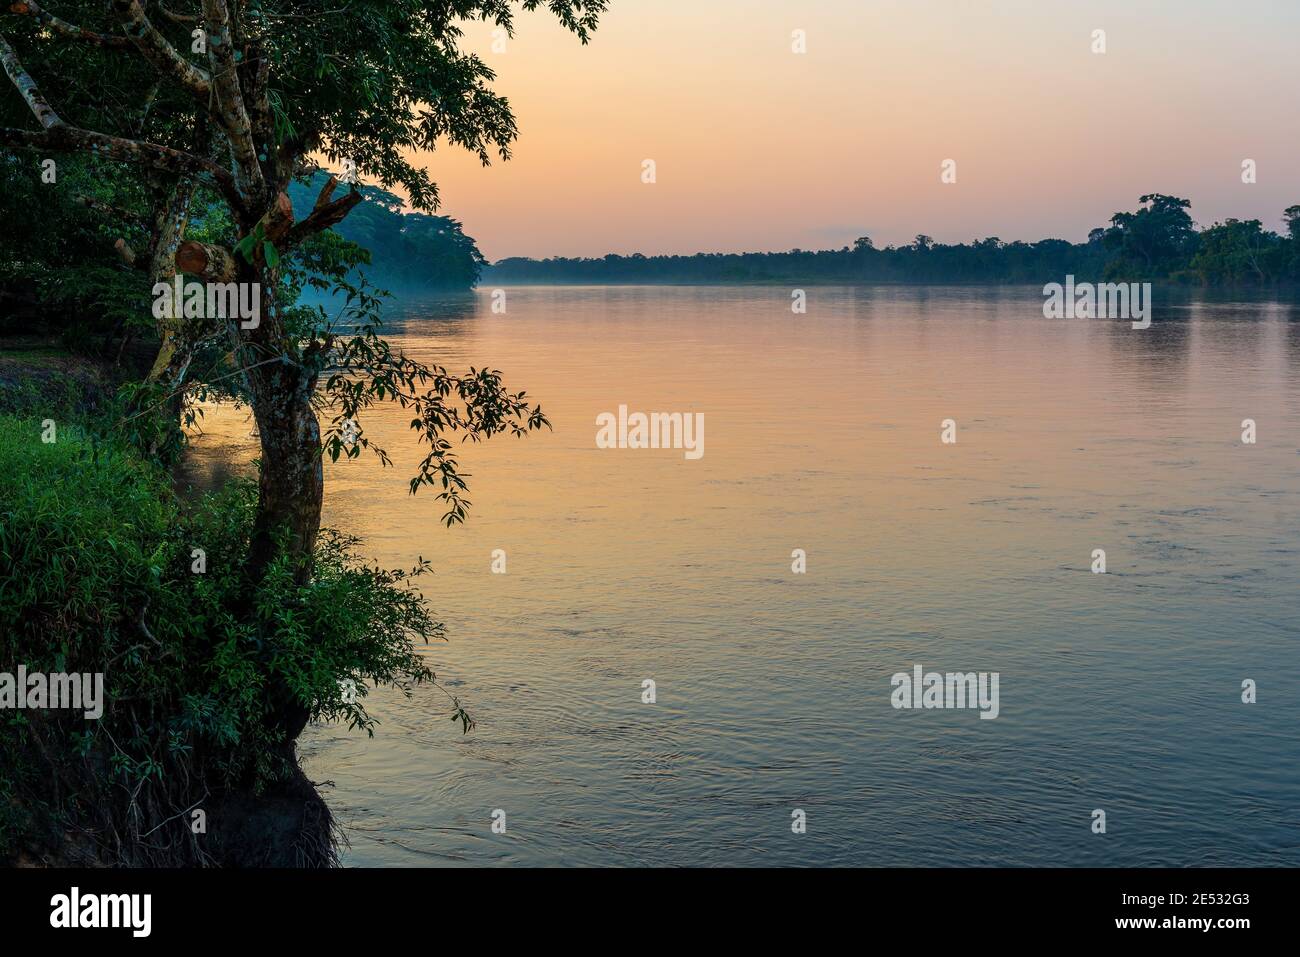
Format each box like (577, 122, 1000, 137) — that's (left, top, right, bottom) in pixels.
(238, 279, 322, 747)
(246, 357, 323, 588)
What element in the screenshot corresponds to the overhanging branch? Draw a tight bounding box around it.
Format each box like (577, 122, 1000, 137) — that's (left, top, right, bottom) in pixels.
(282, 179, 362, 250)
(7, 1, 133, 48)
(0, 34, 243, 210)
(0, 124, 244, 215)
(110, 0, 211, 101)
(0, 32, 61, 127)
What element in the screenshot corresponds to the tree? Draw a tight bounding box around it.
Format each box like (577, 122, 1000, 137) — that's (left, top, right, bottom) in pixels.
(1102, 193, 1196, 278)
(1189, 218, 1282, 285)
(1282, 205, 1300, 281)
(1283, 205, 1300, 241)
(2, 0, 607, 791)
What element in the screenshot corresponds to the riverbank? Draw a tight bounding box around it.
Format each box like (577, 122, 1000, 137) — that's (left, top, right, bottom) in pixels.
(0, 334, 429, 868)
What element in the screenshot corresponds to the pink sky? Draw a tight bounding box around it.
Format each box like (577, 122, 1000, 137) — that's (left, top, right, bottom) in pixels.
(403, 0, 1300, 260)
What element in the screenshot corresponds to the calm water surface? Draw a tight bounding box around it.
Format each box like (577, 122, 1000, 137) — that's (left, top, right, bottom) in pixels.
(187, 285, 1300, 866)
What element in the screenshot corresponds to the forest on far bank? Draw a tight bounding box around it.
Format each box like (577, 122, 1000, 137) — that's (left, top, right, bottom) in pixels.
(285, 171, 485, 291)
(486, 195, 1300, 288)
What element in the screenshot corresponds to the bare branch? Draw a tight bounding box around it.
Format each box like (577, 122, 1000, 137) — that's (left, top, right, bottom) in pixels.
(201, 0, 263, 199)
(158, 4, 198, 25)
(0, 32, 61, 127)
(73, 194, 151, 228)
(6, 1, 133, 48)
(313, 174, 339, 211)
(136, 79, 162, 135)
(282, 187, 362, 250)
(110, 0, 211, 101)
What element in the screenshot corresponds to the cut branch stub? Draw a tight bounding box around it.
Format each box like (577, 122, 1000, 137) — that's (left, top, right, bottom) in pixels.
(176, 241, 238, 282)
(313, 175, 339, 211)
(282, 189, 362, 251)
(114, 238, 139, 269)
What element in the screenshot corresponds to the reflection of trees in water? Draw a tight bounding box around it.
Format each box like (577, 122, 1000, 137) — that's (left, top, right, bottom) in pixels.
(1102, 293, 1300, 397)
(171, 411, 259, 502)
(383, 292, 480, 327)
(293, 290, 483, 359)
(1280, 304, 1300, 370)
(171, 289, 488, 500)
(173, 454, 241, 501)
(1102, 298, 1194, 391)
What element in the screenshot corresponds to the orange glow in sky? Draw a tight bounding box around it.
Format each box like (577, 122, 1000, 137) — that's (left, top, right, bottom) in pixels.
(399, 0, 1300, 260)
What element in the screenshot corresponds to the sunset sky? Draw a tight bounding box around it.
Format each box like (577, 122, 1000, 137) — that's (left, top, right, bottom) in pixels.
(410, 0, 1300, 260)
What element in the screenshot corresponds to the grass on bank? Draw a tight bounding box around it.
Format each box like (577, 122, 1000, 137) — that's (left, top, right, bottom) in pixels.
(0, 408, 452, 864)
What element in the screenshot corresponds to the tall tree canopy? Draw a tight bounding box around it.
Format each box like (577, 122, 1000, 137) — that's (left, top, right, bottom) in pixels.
(1101, 193, 1197, 278)
(1, 0, 607, 785)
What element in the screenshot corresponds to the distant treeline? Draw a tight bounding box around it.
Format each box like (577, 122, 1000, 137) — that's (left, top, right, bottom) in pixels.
(287, 172, 486, 290)
(486, 195, 1300, 287)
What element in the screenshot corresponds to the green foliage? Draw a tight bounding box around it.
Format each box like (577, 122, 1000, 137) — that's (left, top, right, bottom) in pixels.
(245, 0, 608, 212)
(0, 155, 151, 345)
(1189, 219, 1286, 285)
(303, 279, 552, 525)
(1101, 194, 1198, 279)
(0, 416, 464, 863)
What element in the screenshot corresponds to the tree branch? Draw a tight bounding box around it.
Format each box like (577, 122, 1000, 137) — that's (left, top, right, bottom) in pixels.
(313, 174, 339, 210)
(158, 4, 198, 25)
(245, 36, 272, 163)
(6, 1, 133, 48)
(149, 175, 199, 276)
(201, 0, 263, 199)
(114, 237, 140, 268)
(141, 171, 203, 384)
(1, 33, 239, 209)
(282, 183, 362, 250)
(110, 0, 211, 101)
(73, 194, 151, 228)
(0, 32, 61, 128)
(0, 124, 244, 214)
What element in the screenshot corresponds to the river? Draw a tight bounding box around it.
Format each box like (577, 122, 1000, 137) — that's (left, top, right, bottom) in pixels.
(185, 284, 1300, 866)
